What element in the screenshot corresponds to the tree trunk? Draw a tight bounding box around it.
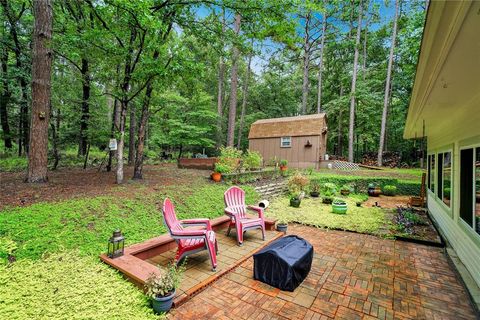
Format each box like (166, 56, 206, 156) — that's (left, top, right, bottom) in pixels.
(0, 46, 12, 149)
(116, 100, 127, 184)
(133, 82, 153, 179)
(362, 0, 370, 79)
(226, 13, 241, 147)
(301, 10, 311, 115)
(133, 50, 159, 179)
(128, 102, 135, 165)
(27, 0, 53, 183)
(316, 13, 327, 114)
(337, 85, 344, 156)
(237, 53, 252, 149)
(107, 97, 118, 172)
(347, 1, 363, 163)
(377, 0, 399, 166)
(78, 58, 90, 156)
(216, 9, 226, 148)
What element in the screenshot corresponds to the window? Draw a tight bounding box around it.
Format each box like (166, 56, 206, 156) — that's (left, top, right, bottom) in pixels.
(437, 153, 443, 199)
(427, 155, 432, 190)
(476, 148, 480, 236)
(281, 137, 291, 148)
(429, 154, 435, 192)
(442, 152, 452, 207)
(459, 147, 480, 236)
(460, 148, 473, 226)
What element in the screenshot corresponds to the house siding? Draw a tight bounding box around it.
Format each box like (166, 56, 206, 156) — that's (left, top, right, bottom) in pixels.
(427, 135, 480, 287)
(249, 135, 324, 169)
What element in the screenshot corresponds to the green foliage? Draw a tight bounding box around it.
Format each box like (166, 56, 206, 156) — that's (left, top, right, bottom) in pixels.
(214, 162, 230, 174)
(0, 156, 28, 172)
(309, 178, 321, 193)
(0, 238, 17, 264)
(322, 182, 338, 195)
(288, 172, 309, 195)
(215, 147, 242, 174)
(0, 251, 158, 320)
(383, 185, 397, 196)
(145, 262, 185, 298)
(242, 150, 263, 170)
(310, 173, 420, 195)
(279, 159, 288, 166)
(267, 197, 387, 234)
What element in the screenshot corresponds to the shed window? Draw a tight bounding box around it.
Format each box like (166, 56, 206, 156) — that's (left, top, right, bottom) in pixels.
(281, 137, 291, 148)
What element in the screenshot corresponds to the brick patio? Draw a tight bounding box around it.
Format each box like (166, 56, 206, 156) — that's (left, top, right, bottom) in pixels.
(169, 225, 478, 320)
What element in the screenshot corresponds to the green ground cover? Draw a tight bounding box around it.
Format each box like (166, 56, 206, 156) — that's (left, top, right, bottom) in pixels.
(266, 195, 389, 235)
(0, 181, 256, 319)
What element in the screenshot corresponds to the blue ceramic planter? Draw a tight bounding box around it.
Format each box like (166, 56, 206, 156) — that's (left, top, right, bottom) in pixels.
(151, 290, 175, 313)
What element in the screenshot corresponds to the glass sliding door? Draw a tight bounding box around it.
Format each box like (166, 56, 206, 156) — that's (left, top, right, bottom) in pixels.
(460, 148, 474, 226)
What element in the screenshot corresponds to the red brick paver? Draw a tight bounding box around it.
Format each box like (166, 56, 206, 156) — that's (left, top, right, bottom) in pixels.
(169, 225, 477, 320)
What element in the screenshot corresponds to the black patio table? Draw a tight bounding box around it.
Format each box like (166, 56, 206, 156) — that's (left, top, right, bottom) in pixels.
(253, 235, 314, 292)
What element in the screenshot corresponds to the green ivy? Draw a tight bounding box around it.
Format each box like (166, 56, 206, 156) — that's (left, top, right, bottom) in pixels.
(0, 251, 160, 320)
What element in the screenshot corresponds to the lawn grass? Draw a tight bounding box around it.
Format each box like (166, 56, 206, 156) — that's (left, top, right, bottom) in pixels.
(0, 180, 256, 319)
(266, 195, 389, 235)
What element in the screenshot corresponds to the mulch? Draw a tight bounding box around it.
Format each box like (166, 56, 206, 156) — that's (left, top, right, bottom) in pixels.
(0, 163, 209, 210)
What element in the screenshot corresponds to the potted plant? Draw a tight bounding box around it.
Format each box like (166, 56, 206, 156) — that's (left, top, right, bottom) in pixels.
(211, 163, 229, 182)
(368, 183, 381, 197)
(276, 212, 289, 233)
(383, 185, 397, 196)
(310, 179, 321, 197)
(290, 194, 301, 208)
(340, 184, 353, 196)
(145, 262, 185, 314)
(322, 190, 334, 204)
(279, 159, 288, 171)
(332, 199, 347, 214)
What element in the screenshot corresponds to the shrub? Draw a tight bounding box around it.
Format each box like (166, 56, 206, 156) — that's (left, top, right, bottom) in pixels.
(322, 182, 338, 195)
(383, 185, 397, 196)
(242, 150, 262, 170)
(214, 162, 230, 174)
(216, 146, 242, 173)
(288, 172, 309, 195)
(308, 173, 420, 195)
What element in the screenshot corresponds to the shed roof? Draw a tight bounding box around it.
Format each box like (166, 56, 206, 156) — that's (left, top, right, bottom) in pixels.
(248, 114, 326, 139)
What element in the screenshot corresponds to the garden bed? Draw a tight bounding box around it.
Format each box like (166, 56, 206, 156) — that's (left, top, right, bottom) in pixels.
(390, 207, 443, 246)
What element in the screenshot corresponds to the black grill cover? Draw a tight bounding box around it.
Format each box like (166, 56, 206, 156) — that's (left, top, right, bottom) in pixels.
(253, 235, 313, 291)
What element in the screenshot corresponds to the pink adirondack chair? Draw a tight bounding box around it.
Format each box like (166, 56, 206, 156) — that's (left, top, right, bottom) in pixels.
(224, 186, 265, 246)
(162, 198, 218, 271)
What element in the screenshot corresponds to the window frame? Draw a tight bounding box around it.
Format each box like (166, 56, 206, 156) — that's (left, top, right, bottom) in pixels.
(459, 143, 480, 240)
(280, 136, 292, 148)
(440, 151, 453, 209)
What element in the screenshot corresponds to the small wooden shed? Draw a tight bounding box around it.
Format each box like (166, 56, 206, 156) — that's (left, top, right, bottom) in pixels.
(248, 114, 327, 169)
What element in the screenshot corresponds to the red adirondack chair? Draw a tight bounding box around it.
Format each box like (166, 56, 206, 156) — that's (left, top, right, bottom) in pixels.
(224, 186, 265, 246)
(162, 198, 218, 271)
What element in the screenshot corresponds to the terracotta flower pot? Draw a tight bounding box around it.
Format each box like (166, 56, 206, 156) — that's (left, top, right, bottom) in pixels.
(211, 172, 222, 182)
(280, 165, 287, 171)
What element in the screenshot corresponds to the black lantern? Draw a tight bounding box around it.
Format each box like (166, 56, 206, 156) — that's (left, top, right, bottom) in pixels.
(107, 229, 125, 258)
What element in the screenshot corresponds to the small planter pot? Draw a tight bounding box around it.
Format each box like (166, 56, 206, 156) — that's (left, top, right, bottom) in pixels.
(290, 198, 301, 208)
(211, 172, 222, 182)
(368, 187, 381, 197)
(332, 202, 347, 214)
(280, 165, 287, 172)
(340, 190, 350, 196)
(310, 191, 320, 198)
(276, 223, 288, 233)
(322, 197, 333, 204)
(151, 290, 176, 313)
